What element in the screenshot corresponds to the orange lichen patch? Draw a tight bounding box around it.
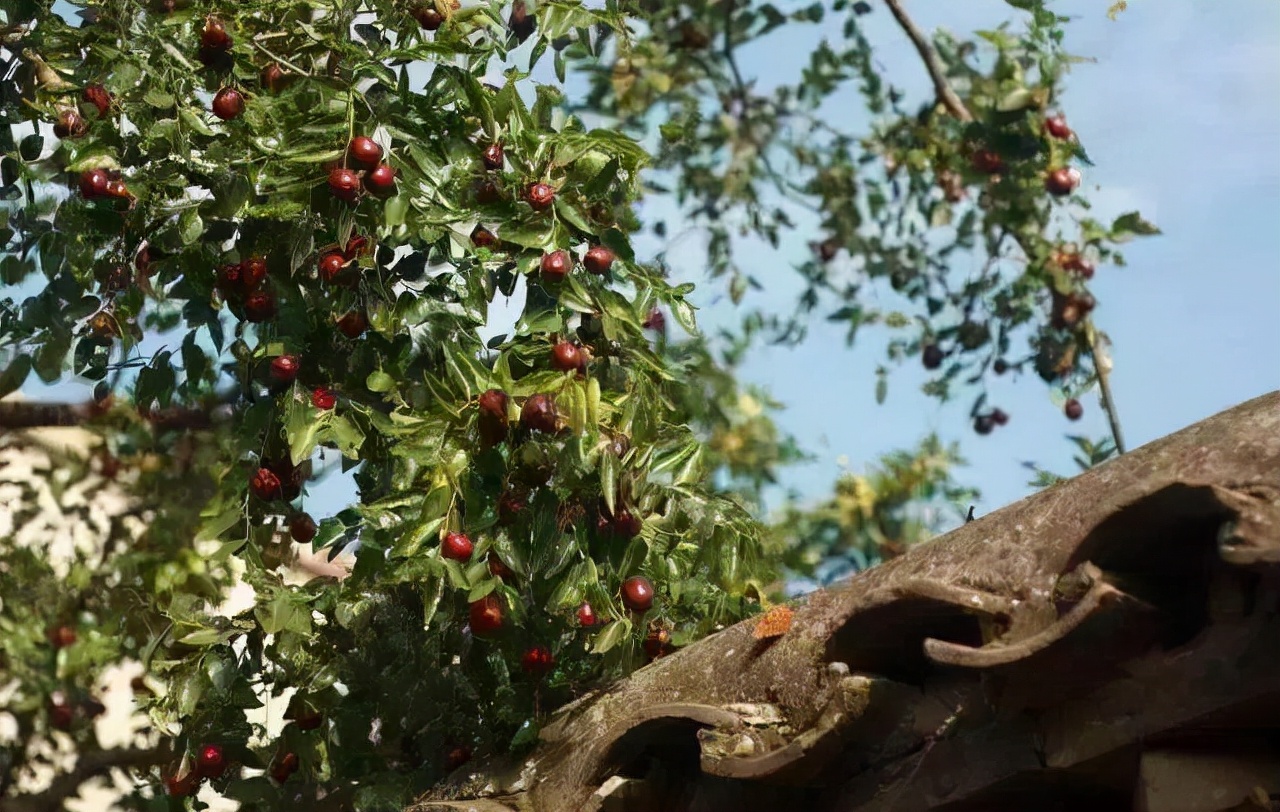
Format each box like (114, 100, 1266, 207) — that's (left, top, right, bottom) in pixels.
(753, 605, 794, 640)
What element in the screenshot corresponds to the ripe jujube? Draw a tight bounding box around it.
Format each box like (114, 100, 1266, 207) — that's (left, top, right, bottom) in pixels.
(200, 16, 231, 51)
(83, 84, 111, 117)
(328, 167, 361, 202)
(469, 593, 504, 635)
(250, 467, 282, 500)
(79, 168, 110, 199)
(54, 109, 87, 138)
(520, 394, 557, 433)
(550, 341, 584, 372)
(1065, 398, 1084, 421)
(337, 311, 368, 338)
(364, 164, 397, 197)
(347, 136, 383, 169)
(270, 752, 299, 784)
(481, 142, 504, 170)
(540, 250, 570, 283)
(478, 388, 510, 446)
(521, 645, 554, 676)
(270, 354, 299, 384)
(583, 245, 615, 275)
(1045, 167, 1081, 197)
(240, 255, 267, 290)
(243, 288, 277, 322)
(318, 252, 346, 283)
(211, 87, 244, 120)
(621, 576, 654, 613)
(471, 225, 498, 249)
(577, 602, 597, 627)
(312, 387, 337, 410)
(289, 513, 317, 544)
(525, 182, 554, 211)
(441, 531, 473, 563)
(922, 344, 943, 370)
(196, 744, 226, 779)
(1044, 113, 1072, 140)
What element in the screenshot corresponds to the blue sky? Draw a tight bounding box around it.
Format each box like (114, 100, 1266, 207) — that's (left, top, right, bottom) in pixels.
(10, 1, 1278, 525)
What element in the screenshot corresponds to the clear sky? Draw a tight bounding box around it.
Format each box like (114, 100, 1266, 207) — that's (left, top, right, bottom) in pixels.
(9, 1, 1279, 525)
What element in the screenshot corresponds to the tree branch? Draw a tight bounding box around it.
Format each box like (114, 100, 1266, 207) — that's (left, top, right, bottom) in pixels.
(4, 747, 164, 812)
(0, 399, 223, 431)
(883, 0, 973, 122)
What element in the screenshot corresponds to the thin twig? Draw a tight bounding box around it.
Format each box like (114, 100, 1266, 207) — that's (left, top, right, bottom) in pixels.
(883, 0, 973, 122)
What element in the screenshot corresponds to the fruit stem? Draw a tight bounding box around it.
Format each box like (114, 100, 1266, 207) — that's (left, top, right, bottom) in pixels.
(884, 0, 973, 123)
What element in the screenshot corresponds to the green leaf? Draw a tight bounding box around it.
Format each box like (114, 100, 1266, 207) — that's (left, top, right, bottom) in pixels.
(592, 618, 629, 654)
(0, 355, 32, 399)
(256, 591, 311, 636)
(177, 208, 204, 244)
(1110, 211, 1161, 241)
(671, 299, 699, 335)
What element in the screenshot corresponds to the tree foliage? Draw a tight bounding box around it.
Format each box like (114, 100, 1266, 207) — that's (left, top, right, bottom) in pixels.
(0, 0, 1156, 809)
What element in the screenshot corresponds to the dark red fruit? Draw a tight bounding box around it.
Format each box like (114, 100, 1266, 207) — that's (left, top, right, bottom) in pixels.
(240, 255, 268, 290)
(289, 513, 317, 544)
(539, 250, 570, 283)
(270, 354, 299, 384)
(1044, 113, 1072, 140)
(520, 394, 557, 433)
(200, 16, 232, 51)
(621, 576, 654, 613)
(414, 6, 445, 30)
(344, 235, 370, 258)
(922, 344, 943, 370)
(347, 136, 383, 169)
(441, 531, 473, 563)
(478, 388, 509, 446)
(312, 387, 337, 410)
(337, 311, 368, 338)
(991, 408, 1009, 426)
(474, 179, 502, 205)
(469, 593, 504, 635)
(1061, 252, 1095, 279)
(364, 163, 397, 197)
(1064, 398, 1084, 421)
(1045, 166, 1081, 197)
(478, 388, 509, 421)
(612, 507, 642, 539)
(250, 467, 282, 500)
(643, 628, 671, 661)
(211, 87, 244, 120)
(973, 414, 995, 435)
(243, 289, 277, 322)
(444, 745, 472, 772)
(521, 645, 554, 676)
(196, 744, 226, 779)
(318, 252, 347, 283)
(550, 341, 583, 372)
(526, 182, 554, 211)
(288, 706, 324, 731)
(267, 458, 305, 502)
(48, 696, 74, 731)
(215, 263, 243, 296)
(270, 751, 299, 784)
(104, 178, 132, 200)
(47, 625, 77, 649)
(481, 142, 504, 170)
(54, 109, 87, 138)
(487, 550, 514, 580)
(497, 491, 524, 526)
(261, 63, 289, 93)
(328, 167, 361, 202)
(79, 168, 110, 199)
(583, 245, 615, 275)
(83, 84, 112, 117)
(164, 771, 200, 797)
(969, 148, 1004, 175)
(508, 0, 535, 41)
(642, 308, 666, 333)
(993, 359, 1009, 375)
(577, 602, 597, 627)
(471, 225, 498, 249)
